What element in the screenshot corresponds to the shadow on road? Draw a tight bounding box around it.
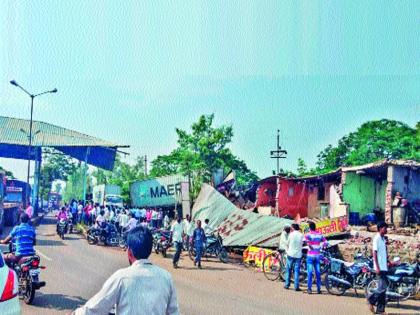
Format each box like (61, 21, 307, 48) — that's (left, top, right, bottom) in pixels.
(178, 265, 240, 272)
(29, 293, 87, 311)
(36, 239, 65, 247)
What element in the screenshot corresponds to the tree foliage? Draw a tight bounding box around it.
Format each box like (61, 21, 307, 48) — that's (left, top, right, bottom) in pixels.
(91, 155, 147, 203)
(150, 114, 259, 199)
(40, 149, 78, 200)
(314, 119, 419, 173)
(63, 166, 92, 202)
(0, 165, 14, 178)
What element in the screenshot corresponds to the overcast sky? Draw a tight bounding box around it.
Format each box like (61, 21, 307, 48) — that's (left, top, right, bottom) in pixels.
(1, 1, 419, 181)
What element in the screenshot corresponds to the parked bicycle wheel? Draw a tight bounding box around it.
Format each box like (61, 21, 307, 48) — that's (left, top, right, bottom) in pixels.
(263, 252, 282, 281)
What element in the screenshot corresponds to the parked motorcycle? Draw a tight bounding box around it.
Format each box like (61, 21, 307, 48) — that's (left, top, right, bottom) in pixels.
(189, 233, 229, 263)
(7, 254, 46, 304)
(86, 223, 122, 247)
(57, 219, 67, 240)
(365, 259, 420, 302)
(67, 217, 74, 234)
(326, 255, 375, 296)
(153, 230, 172, 258)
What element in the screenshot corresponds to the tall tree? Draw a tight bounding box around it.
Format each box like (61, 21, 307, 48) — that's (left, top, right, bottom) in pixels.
(296, 158, 309, 176)
(91, 155, 147, 203)
(0, 166, 14, 178)
(150, 114, 259, 199)
(39, 149, 78, 200)
(315, 119, 419, 173)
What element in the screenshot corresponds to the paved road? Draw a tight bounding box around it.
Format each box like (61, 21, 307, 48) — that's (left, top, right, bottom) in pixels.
(2, 216, 418, 315)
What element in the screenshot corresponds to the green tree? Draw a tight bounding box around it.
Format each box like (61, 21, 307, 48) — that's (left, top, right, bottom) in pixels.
(91, 155, 147, 203)
(315, 119, 419, 173)
(0, 166, 14, 178)
(150, 114, 259, 199)
(39, 149, 78, 200)
(63, 166, 92, 202)
(297, 158, 309, 176)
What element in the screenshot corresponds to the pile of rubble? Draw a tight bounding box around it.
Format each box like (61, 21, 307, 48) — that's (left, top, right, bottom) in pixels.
(337, 227, 419, 263)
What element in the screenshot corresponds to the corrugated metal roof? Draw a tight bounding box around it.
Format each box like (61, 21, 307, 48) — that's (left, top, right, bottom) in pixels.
(192, 184, 293, 247)
(0, 116, 128, 170)
(0, 116, 125, 147)
(342, 159, 420, 172)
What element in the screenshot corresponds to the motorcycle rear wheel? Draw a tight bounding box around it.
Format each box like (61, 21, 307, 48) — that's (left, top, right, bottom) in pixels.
(87, 232, 97, 245)
(23, 275, 36, 304)
(325, 272, 347, 296)
(161, 249, 167, 258)
(218, 248, 229, 263)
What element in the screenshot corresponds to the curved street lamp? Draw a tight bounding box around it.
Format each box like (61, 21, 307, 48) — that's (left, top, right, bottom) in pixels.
(10, 80, 57, 211)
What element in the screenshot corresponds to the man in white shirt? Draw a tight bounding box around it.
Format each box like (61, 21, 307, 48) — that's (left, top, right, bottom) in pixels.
(72, 226, 179, 315)
(124, 213, 138, 232)
(278, 225, 291, 252)
(118, 210, 129, 232)
(171, 217, 184, 269)
(202, 219, 213, 236)
(284, 223, 303, 291)
(183, 215, 194, 250)
(367, 222, 390, 315)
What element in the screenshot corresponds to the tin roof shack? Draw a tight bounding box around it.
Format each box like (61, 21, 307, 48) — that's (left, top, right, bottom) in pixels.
(295, 171, 346, 219)
(255, 176, 277, 213)
(276, 178, 308, 219)
(275, 172, 347, 220)
(342, 160, 420, 225)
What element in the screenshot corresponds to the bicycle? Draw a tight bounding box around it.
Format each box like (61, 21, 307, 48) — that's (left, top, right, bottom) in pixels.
(262, 250, 287, 281)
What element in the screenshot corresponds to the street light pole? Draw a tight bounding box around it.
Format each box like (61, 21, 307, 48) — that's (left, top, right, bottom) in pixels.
(10, 80, 57, 213)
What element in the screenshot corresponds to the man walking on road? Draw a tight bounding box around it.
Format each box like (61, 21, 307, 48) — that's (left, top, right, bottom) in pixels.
(171, 216, 184, 269)
(72, 226, 179, 315)
(367, 222, 391, 315)
(304, 221, 327, 294)
(284, 223, 303, 291)
(191, 220, 206, 269)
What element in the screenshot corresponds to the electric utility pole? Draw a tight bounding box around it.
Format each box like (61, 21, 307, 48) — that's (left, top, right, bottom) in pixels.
(270, 129, 287, 175)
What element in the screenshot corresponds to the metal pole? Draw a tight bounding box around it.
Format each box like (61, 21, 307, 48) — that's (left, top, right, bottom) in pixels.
(82, 147, 90, 204)
(35, 148, 42, 214)
(276, 130, 280, 175)
(144, 155, 147, 176)
(26, 96, 34, 205)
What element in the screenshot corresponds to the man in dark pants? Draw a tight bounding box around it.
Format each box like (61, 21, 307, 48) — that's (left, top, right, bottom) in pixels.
(368, 222, 390, 315)
(191, 220, 206, 269)
(171, 216, 184, 269)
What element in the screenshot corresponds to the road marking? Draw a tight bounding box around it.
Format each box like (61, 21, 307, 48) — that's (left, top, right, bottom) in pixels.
(37, 250, 52, 261)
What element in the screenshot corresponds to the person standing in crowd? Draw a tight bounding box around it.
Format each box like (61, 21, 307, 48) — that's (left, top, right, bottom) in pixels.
(25, 202, 34, 219)
(278, 225, 291, 254)
(124, 212, 138, 232)
(202, 219, 212, 236)
(171, 216, 184, 269)
(90, 205, 97, 226)
(191, 220, 206, 269)
(184, 215, 194, 251)
(118, 210, 129, 233)
(164, 212, 171, 229)
(304, 221, 327, 294)
(367, 222, 393, 315)
(83, 202, 92, 225)
(146, 209, 152, 226)
(77, 201, 83, 224)
(284, 223, 304, 291)
(158, 209, 163, 228)
(71, 201, 78, 226)
(72, 226, 179, 315)
(151, 208, 158, 229)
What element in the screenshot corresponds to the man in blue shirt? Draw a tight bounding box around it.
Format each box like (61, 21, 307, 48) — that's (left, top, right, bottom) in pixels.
(0, 213, 36, 266)
(191, 220, 206, 269)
